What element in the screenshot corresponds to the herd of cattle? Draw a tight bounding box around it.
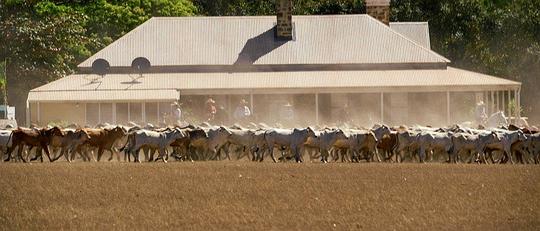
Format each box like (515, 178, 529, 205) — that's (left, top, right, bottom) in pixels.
(0, 122, 539, 164)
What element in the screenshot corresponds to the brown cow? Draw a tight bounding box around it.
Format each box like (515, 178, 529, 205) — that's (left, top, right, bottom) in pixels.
(378, 132, 399, 162)
(83, 126, 126, 161)
(4, 127, 64, 162)
(50, 129, 92, 162)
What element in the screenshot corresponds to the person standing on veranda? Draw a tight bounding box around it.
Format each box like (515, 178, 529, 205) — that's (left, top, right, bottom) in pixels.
(172, 101, 182, 126)
(475, 101, 488, 127)
(206, 97, 217, 122)
(233, 99, 251, 124)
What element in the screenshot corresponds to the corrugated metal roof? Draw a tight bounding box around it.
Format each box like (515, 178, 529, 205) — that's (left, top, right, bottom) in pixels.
(78, 15, 449, 68)
(390, 22, 431, 49)
(30, 67, 519, 101)
(28, 90, 178, 102)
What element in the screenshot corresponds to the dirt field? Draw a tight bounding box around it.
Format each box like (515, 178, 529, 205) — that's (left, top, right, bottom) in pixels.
(0, 162, 538, 230)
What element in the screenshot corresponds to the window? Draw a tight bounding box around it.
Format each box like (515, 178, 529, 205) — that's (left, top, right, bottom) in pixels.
(116, 103, 128, 125)
(158, 102, 172, 120)
(145, 103, 158, 125)
(129, 103, 142, 124)
(100, 103, 113, 124)
(86, 103, 99, 126)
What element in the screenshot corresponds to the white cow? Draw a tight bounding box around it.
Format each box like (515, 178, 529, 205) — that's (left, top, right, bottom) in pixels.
(416, 132, 453, 163)
(125, 128, 187, 163)
(265, 127, 317, 163)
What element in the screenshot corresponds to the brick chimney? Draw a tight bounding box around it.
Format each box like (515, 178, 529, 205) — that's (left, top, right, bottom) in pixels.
(276, 0, 293, 40)
(366, 0, 390, 25)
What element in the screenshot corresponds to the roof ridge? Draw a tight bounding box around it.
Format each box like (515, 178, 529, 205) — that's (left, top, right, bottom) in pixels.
(151, 14, 371, 20)
(367, 16, 450, 63)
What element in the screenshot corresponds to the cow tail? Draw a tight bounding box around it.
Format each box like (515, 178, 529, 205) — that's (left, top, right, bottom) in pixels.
(119, 134, 133, 153)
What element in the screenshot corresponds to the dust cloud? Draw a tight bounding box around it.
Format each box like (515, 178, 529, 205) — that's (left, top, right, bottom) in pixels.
(177, 92, 481, 128)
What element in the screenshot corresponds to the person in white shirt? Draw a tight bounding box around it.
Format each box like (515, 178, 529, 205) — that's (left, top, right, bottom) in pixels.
(475, 101, 487, 126)
(172, 101, 182, 125)
(233, 99, 251, 123)
(280, 102, 295, 124)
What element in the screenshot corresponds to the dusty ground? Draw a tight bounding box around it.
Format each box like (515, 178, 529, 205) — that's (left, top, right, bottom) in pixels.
(0, 162, 538, 230)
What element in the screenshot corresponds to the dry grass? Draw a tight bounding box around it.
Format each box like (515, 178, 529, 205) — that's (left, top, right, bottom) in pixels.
(0, 162, 539, 230)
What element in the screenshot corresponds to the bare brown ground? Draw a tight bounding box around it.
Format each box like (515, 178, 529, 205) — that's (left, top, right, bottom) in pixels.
(0, 162, 539, 230)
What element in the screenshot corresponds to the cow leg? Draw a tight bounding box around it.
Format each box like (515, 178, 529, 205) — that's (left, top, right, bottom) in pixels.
(74, 147, 89, 162)
(116, 148, 122, 162)
(22, 145, 32, 163)
(250, 147, 258, 161)
(64, 148, 72, 162)
(57, 148, 67, 162)
(52, 148, 65, 162)
(350, 150, 358, 163)
(374, 149, 382, 162)
(345, 149, 353, 162)
(418, 147, 425, 163)
(86, 148, 95, 162)
(268, 146, 277, 163)
(161, 148, 168, 163)
(131, 149, 140, 162)
(223, 146, 231, 161)
(154, 148, 167, 163)
(40, 144, 54, 162)
(486, 150, 495, 164)
(127, 149, 133, 162)
(506, 150, 514, 164)
(256, 148, 265, 162)
(147, 148, 155, 162)
(320, 149, 328, 163)
(28, 146, 40, 162)
(71, 148, 79, 162)
(142, 147, 148, 161)
(292, 146, 301, 163)
(384, 150, 393, 162)
(4, 144, 15, 162)
(124, 149, 130, 162)
(469, 152, 476, 164)
(107, 148, 117, 162)
(96, 147, 105, 162)
(108, 148, 115, 161)
(135, 149, 142, 163)
(131, 147, 142, 162)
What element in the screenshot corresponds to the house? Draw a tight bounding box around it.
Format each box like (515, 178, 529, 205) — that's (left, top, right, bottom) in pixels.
(27, 0, 521, 127)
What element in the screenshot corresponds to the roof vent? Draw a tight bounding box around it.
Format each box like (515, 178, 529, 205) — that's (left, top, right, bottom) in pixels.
(91, 59, 110, 76)
(129, 57, 151, 82)
(87, 59, 110, 83)
(131, 57, 151, 73)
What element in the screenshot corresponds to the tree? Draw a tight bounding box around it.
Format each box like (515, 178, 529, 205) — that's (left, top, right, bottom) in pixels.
(0, 1, 90, 122)
(392, 0, 540, 122)
(0, 0, 196, 123)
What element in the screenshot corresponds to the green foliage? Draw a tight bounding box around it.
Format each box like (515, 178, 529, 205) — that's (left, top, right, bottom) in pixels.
(192, 0, 365, 16)
(0, 61, 5, 88)
(0, 0, 196, 121)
